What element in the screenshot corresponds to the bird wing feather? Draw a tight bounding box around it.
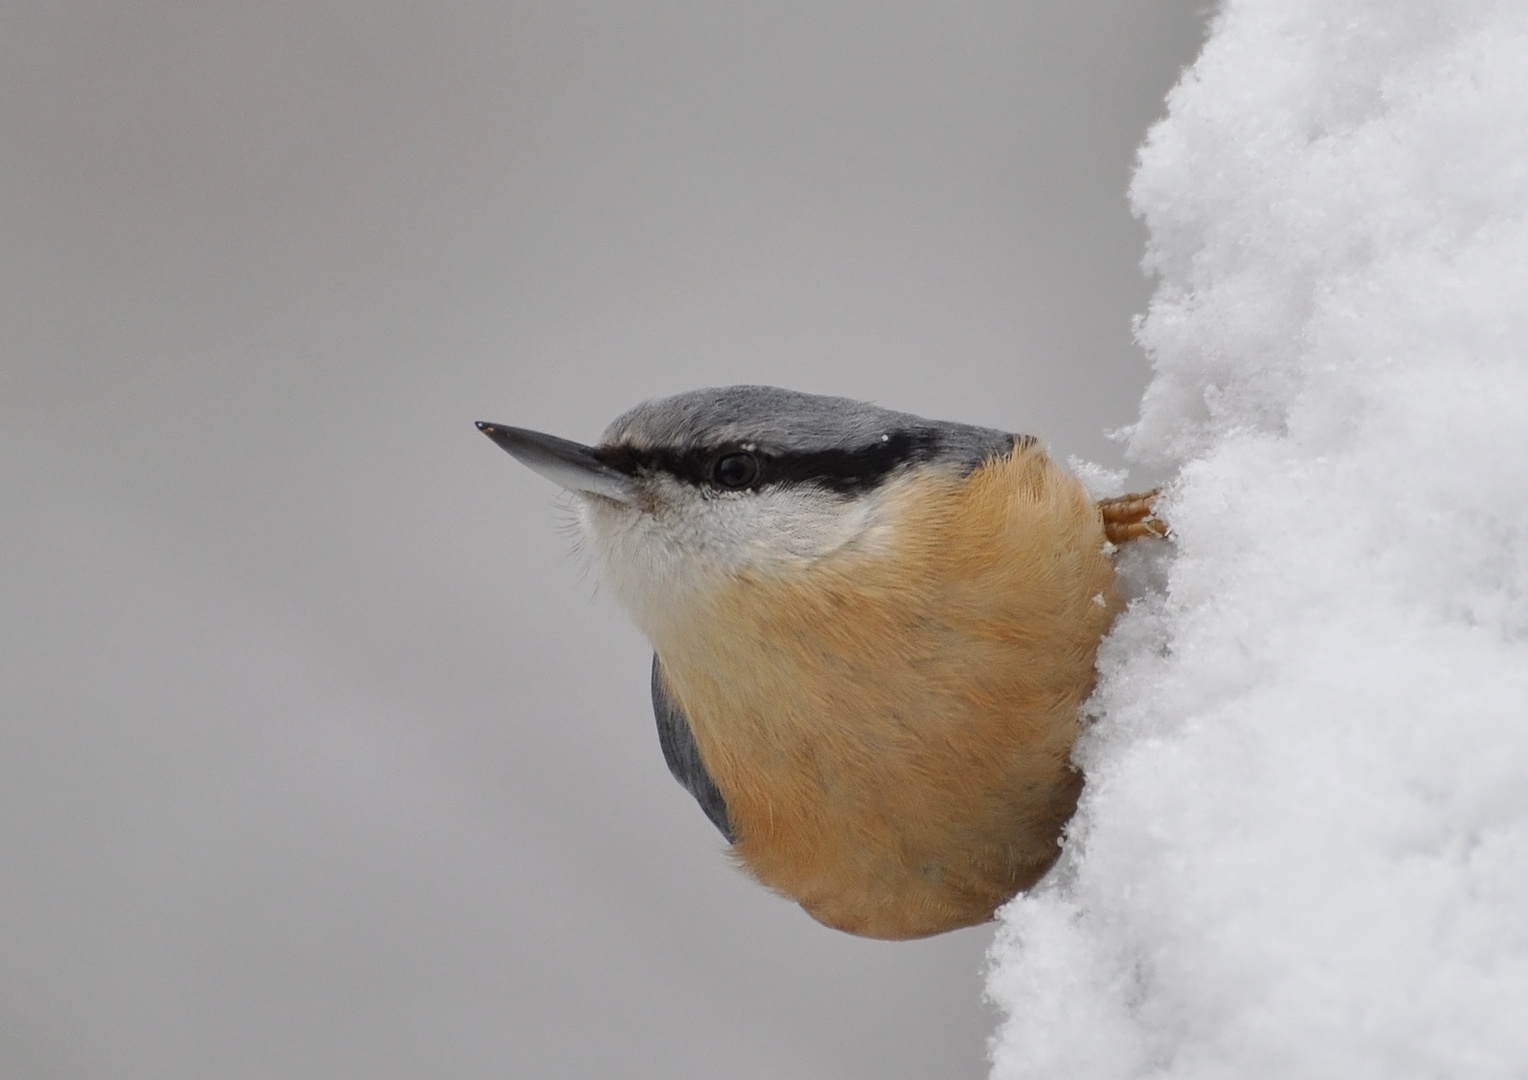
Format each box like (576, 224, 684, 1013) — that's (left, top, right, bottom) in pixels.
(651, 654, 736, 842)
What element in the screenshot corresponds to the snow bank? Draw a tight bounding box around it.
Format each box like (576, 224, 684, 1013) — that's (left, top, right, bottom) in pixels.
(987, 2, 1528, 1076)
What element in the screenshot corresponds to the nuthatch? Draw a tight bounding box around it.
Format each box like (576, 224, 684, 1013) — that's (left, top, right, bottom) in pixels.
(478, 386, 1162, 940)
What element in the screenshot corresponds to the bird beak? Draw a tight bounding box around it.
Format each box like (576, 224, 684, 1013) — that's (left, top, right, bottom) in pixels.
(476, 422, 637, 503)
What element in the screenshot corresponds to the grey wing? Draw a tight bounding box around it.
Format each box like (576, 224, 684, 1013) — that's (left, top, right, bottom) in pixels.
(651, 654, 735, 843)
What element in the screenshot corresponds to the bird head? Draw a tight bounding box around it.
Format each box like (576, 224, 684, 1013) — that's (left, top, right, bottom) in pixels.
(477, 385, 1015, 638)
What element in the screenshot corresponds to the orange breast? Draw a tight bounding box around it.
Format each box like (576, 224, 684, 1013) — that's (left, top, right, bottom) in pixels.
(653, 445, 1119, 939)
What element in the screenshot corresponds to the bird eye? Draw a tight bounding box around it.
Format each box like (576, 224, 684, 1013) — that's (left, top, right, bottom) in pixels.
(711, 451, 760, 490)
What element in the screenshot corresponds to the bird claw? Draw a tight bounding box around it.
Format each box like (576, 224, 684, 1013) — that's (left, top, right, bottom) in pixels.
(1099, 489, 1168, 543)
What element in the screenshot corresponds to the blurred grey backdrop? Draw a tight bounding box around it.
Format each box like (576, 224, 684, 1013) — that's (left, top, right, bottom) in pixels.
(0, 3, 1203, 1077)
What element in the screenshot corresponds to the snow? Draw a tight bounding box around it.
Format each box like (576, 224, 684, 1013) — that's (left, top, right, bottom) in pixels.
(986, 2, 1528, 1076)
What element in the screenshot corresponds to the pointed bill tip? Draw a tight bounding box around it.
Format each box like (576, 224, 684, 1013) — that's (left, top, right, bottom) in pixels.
(476, 419, 636, 503)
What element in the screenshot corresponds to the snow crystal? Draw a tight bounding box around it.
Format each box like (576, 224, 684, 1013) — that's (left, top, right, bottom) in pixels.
(987, 2, 1528, 1077)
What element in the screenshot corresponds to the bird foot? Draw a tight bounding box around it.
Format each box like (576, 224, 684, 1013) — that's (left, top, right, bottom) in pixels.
(1099, 489, 1168, 544)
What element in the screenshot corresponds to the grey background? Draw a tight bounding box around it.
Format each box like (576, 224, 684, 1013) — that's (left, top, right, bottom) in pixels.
(0, 3, 1203, 1077)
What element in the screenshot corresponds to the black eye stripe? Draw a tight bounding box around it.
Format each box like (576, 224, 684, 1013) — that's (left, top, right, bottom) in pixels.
(763, 432, 941, 493)
(595, 429, 1011, 494)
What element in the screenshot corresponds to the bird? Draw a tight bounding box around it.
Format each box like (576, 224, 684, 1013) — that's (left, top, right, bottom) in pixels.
(477, 386, 1163, 939)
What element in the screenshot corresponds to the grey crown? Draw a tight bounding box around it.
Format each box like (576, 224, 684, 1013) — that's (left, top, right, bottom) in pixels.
(602, 385, 1015, 470)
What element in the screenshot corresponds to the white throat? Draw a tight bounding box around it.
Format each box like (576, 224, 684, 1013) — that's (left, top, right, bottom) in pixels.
(578, 473, 898, 640)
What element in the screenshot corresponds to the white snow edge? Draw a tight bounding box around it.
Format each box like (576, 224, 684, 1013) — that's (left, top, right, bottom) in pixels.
(987, 2, 1528, 1077)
